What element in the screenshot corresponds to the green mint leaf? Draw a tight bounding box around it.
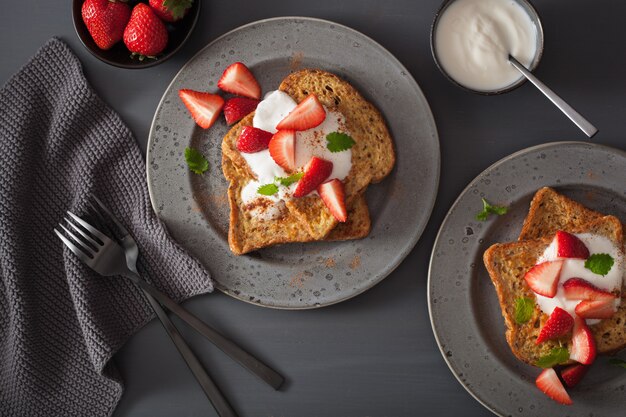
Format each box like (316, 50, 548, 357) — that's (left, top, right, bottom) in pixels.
(184, 147, 209, 174)
(326, 132, 355, 153)
(585, 253, 614, 276)
(276, 172, 304, 187)
(536, 347, 570, 368)
(609, 358, 626, 369)
(476, 198, 509, 221)
(514, 297, 535, 324)
(257, 183, 279, 196)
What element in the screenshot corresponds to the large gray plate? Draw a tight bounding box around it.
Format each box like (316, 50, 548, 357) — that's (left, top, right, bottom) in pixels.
(429, 142, 626, 416)
(147, 17, 439, 309)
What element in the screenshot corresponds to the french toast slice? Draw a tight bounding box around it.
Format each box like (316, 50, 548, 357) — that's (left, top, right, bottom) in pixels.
(221, 69, 393, 254)
(222, 117, 371, 255)
(278, 70, 395, 239)
(484, 214, 625, 366)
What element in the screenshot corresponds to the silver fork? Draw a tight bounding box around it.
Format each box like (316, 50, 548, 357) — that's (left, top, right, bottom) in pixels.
(54, 207, 285, 406)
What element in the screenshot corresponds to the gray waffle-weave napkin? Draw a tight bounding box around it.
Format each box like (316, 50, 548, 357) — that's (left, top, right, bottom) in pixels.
(0, 38, 213, 416)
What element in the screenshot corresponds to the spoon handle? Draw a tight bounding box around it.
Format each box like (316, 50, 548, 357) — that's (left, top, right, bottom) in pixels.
(509, 55, 598, 138)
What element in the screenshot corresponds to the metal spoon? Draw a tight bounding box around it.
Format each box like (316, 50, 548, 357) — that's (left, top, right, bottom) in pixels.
(508, 55, 598, 138)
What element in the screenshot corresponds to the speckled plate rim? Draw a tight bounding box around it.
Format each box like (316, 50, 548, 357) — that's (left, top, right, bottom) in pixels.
(147, 16, 440, 309)
(427, 141, 626, 416)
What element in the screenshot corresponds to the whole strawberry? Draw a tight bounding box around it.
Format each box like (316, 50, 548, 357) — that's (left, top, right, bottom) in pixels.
(149, 0, 193, 23)
(82, 0, 131, 50)
(123, 3, 168, 59)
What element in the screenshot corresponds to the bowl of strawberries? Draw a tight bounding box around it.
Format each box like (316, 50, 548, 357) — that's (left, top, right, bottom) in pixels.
(72, 0, 200, 68)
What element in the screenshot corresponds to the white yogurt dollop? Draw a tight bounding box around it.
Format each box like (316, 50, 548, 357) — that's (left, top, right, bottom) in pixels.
(434, 0, 539, 92)
(535, 233, 624, 325)
(240, 90, 353, 220)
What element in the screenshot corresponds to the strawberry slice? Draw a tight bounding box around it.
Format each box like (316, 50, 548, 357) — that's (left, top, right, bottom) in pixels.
(535, 368, 573, 405)
(570, 317, 597, 365)
(552, 231, 590, 259)
(293, 157, 333, 198)
(276, 95, 326, 131)
(563, 278, 616, 301)
(318, 179, 347, 222)
(236, 126, 273, 153)
(223, 98, 260, 125)
(178, 89, 224, 129)
(536, 307, 574, 344)
(217, 62, 261, 99)
(268, 130, 296, 172)
(560, 364, 589, 388)
(524, 260, 564, 298)
(575, 298, 617, 319)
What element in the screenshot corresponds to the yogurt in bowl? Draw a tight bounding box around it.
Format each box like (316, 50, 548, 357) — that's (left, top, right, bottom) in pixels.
(431, 0, 543, 94)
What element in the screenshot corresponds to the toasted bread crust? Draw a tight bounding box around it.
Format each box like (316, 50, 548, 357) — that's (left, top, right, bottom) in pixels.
(222, 69, 392, 254)
(484, 215, 625, 366)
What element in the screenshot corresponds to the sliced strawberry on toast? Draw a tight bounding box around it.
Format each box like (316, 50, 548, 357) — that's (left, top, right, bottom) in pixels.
(223, 97, 260, 125)
(293, 157, 333, 198)
(236, 126, 273, 153)
(563, 278, 616, 301)
(551, 231, 590, 259)
(268, 130, 296, 172)
(535, 368, 573, 405)
(570, 317, 597, 365)
(524, 260, 564, 298)
(318, 179, 347, 222)
(535, 307, 574, 344)
(179, 89, 224, 129)
(218, 62, 261, 99)
(276, 94, 326, 131)
(575, 298, 617, 319)
(560, 364, 589, 388)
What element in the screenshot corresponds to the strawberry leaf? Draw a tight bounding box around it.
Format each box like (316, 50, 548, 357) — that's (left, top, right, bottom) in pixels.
(514, 297, 535, 324)
(257, 183, 279, 196)
(326, 132, 355, 153)
(536, 347, 570, 368)
(476, 198, 508, 221)
(184, 147, 209, 174)
(163, 0, 193, 19)
(584, 253, 614, 276)
(275, 172, 304, 187)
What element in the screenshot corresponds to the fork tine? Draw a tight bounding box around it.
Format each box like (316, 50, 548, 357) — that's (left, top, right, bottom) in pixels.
(64, 217, 100, 248)
(90, 195, 130, 237)
(54, 228, 93, 262)
(59, 224, 97, 255)
(67, 211, 109, 242)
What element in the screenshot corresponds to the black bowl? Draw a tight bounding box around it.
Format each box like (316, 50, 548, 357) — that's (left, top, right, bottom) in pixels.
(72, 0, 201, 69)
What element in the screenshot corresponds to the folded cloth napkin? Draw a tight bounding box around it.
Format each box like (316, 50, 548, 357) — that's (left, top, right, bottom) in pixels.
(0, 38, 213, 417)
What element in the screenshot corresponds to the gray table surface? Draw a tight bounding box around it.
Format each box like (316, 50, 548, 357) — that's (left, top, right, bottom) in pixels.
(1, 0, 624, 416)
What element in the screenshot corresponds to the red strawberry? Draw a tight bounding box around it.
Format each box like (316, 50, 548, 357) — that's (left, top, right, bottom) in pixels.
(560, 364, 589, 388)
(536, 307, 574, 344)
(535, 368, 573, 405)
(570, 317, 597, 365)
(575, 298, 617, 319)
(178, 89, 224, 129)
(552, 231, 590, 259)
(82, 0, 131, 50)
(276, 95, 326, 131)
(223, 98, 260, 125)
(293, 157, 333, 198)
(148, 0, 191, 22)
(218, 62, 261, 99)
(563, 278, 616, 301)
(268, 130, 296, 171)
(123, 3, 168, 58)
(318, 179, 347, 222)
(236, 127, 273, 153)
(524, 260, 564, 298)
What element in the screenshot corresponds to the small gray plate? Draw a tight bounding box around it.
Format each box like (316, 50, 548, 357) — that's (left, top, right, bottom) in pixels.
(147, 17, 440, 309)
(428, 142, 626, 416)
